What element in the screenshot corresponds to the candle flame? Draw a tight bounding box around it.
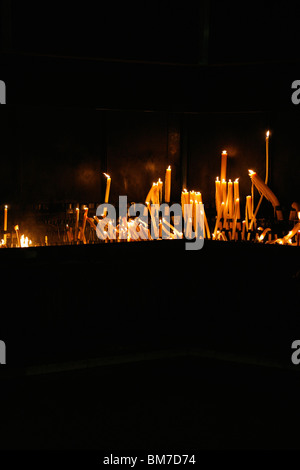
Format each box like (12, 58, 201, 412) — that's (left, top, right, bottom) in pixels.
(167, 165, 171, 170)
(4, 205, 7, 209)
(20, 234, 32, 248)
(248, 169, 256, 176)
(234, 178, 239, 182)
(216, 177, 219, 182)
(222, 150, 227, 155)
(266, 130, 270, 138)
(103, 173, 110, 179)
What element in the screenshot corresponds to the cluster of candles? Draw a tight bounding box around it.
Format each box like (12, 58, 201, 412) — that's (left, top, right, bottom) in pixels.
(0, 206, 33, 248)
(1, 130, 299, 247)
(210, 132, 300, 245)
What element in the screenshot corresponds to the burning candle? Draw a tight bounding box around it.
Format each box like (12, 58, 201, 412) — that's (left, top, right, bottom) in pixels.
(220, 150, 227, 182)
(265, 130, 270, 184)
(195, 192, 202, 203)
(80, 206, 88, 244)
(75, 207, 79, 241)
(181, 189, 189, 218)
(145, 183, 155, 204)
(158, 178, 163, 203)
(104, 173, 111, 203)
(165, 165, 171, 203)
(3, 205, 7, 245)
(248, 169, 283, 221)
(215, 177, 221, 215)
(14, 225, 20, 247)
(234, 178, 239, 203)
(189, 190, 195, 204)
(228, 180, 233, 220)
(246, 195, 253, 220)
(246, 195, 252, 233)
(221, 179, 227, 208)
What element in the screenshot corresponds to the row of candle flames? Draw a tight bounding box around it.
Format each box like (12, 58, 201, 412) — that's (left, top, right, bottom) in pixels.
(1, 131, 300, 247)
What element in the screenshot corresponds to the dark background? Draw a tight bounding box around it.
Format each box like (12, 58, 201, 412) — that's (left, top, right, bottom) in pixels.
(0, 0, 300, 454)
(0, 0, 299, 210)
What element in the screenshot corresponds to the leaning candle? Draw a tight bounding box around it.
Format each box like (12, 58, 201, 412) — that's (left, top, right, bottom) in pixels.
(213, 202, 224, 238)
(220, 150, 227, 182)
(3, 205, 7, 245)
(145, 183, 155, 204)
(152, 182, 159, 205)
(245, 195, 252, 233)
(104, 173, 111, 203)
(165, 165, 171, 203)
(231, 198, 239, 240)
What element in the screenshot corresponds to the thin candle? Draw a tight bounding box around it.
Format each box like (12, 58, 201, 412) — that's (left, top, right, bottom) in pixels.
(228, 179, 233, 220)
(104, 173, 111, 203)
(3, 205, 7, 245)
(215, 177, 221, 215)
(75, 207, 79, 241)
(165, 166, 171, 203)
(220, 150, 227, 182)
(265, 130, 270, 184)
(14, 224, 20, 247)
